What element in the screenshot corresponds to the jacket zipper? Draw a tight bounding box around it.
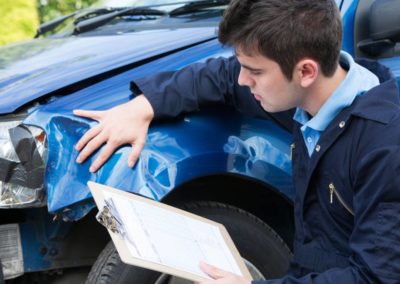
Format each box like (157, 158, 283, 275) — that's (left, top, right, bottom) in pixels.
(328, 183, 354, 216)
(290, 143, 295, 160)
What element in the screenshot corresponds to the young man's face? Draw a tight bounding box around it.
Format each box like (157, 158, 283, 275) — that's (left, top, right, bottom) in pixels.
(236, 48, 305, 113)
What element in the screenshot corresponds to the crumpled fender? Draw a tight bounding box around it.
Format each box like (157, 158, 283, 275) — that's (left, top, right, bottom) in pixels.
(22, 40, 293, 220)
(25, 106, 292, 221)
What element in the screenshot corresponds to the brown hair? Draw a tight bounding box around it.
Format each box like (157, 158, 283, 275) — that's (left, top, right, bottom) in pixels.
(218, 0, 342, 80)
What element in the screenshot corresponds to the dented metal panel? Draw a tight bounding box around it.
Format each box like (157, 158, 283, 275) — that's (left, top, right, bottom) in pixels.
(22, 40, 293, 219)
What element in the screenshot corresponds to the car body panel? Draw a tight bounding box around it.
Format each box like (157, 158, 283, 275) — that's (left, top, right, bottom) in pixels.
(24, 39, 293, 217)
(340, 0, 358, 55)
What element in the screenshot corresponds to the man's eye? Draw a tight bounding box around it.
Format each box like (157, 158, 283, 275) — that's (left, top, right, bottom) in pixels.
(250, 71, 262, 76)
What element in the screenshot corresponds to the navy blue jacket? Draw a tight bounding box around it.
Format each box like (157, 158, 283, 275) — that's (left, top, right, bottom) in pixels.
(132, 56, 400, 283)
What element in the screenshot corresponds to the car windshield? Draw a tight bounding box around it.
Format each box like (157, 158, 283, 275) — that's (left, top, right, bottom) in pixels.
(41, 0, 226, 37)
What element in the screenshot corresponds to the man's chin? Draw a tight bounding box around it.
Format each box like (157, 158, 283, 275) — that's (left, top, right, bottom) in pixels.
(260, 102, 284, 113)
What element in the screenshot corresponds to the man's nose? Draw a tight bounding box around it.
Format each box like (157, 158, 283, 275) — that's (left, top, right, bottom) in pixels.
(238, 68, 254, 87)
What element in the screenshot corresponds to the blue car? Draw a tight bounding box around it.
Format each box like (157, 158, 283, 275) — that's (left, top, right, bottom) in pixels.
(0, 0, 399, 282)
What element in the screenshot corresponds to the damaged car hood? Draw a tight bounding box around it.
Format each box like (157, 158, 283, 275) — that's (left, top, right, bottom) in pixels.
(0, 27, 216, 114)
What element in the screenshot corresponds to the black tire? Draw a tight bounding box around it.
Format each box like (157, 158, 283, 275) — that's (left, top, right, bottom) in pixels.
(86, 201, 292, 283)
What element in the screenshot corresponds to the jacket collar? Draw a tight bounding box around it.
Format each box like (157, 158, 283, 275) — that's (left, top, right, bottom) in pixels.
(348, 59, 400, 124)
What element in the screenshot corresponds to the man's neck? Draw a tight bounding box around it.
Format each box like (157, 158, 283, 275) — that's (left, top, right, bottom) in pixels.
(303, 64, 347, 117)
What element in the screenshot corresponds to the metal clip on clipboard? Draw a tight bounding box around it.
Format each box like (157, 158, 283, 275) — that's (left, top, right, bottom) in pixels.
(96, 199, 126, 236)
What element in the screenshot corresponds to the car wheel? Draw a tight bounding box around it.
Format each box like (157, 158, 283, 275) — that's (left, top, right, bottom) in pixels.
(86, 201, 292, 283)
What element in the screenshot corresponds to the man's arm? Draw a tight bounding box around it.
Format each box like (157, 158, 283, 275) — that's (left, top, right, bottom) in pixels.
(75, 56, 251, 171)
(75, 56, 292, 171)
(132, 56, 266, 119)
(134, 56, 294, 129)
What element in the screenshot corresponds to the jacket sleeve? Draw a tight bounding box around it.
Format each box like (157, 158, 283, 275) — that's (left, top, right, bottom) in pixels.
(254, 135, 400, 284)
(131, 56, 294, 131)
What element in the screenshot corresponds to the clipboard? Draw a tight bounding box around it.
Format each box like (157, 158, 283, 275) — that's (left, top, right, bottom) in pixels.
(88, 181, 253, 282)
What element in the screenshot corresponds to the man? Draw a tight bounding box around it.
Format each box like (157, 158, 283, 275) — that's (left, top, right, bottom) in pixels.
(74, 0, 400, 283)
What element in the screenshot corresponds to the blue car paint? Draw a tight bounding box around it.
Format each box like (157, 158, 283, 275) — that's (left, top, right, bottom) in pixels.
(24, 39, 293, 217)
(0, 27, 216, 113)
(19, 210, 73, 273)
(340, 0, 358, 55)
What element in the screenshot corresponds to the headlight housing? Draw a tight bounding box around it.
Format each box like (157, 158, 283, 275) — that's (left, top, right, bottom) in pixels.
(0, 119, 47, 208)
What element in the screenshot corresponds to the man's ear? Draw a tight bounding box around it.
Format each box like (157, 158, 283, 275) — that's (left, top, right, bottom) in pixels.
(293, 59, 319, 88)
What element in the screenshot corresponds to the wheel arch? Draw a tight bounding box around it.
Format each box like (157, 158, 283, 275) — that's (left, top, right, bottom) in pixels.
(161, 174, 294, 249)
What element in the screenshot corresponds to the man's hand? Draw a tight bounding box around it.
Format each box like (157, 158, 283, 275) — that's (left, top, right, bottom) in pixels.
(74, 95, 154, 172)
(196, 262, 251, 284)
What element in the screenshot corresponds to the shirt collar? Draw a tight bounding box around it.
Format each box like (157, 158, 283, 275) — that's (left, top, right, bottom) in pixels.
(293, 51, 380, 131)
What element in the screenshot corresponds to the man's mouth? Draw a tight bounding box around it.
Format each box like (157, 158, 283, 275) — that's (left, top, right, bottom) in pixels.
(253, 94, 262, 101)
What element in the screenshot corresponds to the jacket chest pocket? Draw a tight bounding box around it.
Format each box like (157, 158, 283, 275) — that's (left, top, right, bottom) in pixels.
(317, 172, 355, 222)
(327, 182, 354, 216)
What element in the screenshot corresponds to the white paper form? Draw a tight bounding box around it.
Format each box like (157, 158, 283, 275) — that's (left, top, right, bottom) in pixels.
(103, 190, 243, 279)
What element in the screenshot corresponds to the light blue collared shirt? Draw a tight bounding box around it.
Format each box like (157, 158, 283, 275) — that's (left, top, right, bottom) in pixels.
(293, 51, 380, 156)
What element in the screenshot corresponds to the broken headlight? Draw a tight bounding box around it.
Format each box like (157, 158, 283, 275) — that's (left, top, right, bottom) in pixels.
(0, 119, 47, 208)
